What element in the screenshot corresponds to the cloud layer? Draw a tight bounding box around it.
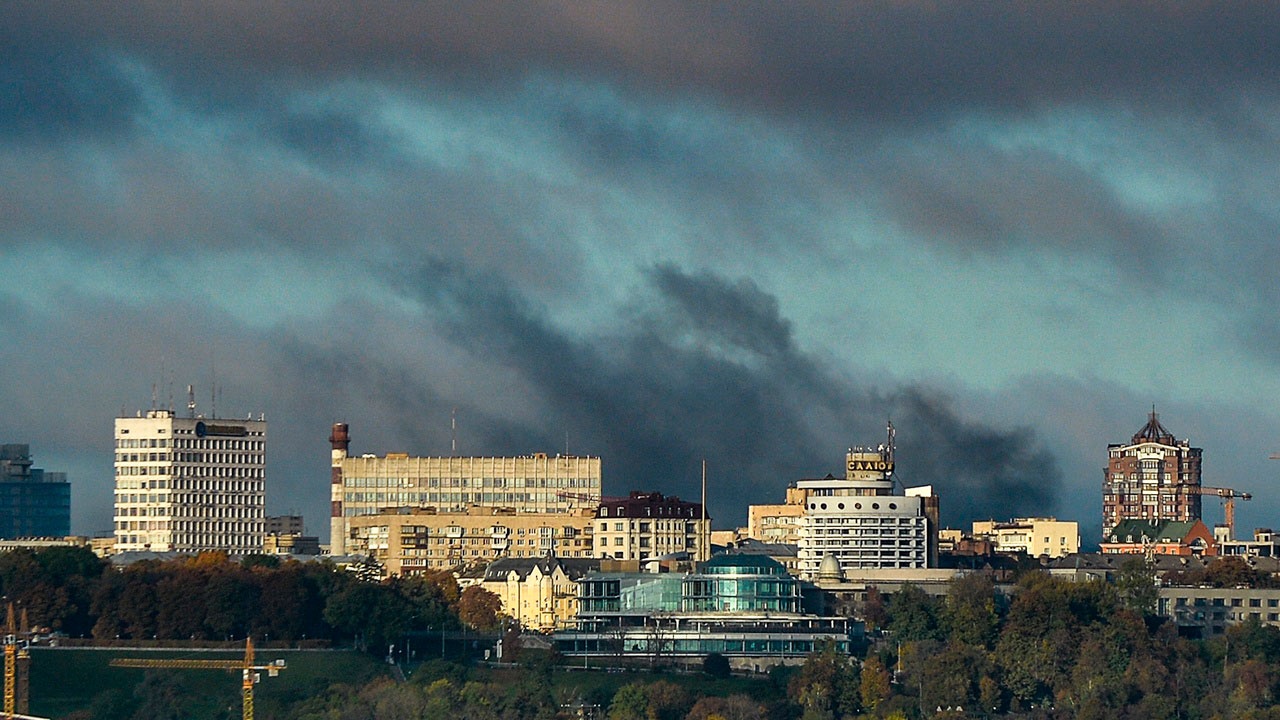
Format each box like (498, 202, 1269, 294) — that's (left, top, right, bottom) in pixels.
(3, 3, 1280, 543)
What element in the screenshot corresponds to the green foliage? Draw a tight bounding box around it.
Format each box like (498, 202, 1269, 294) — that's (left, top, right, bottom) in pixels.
(788, 641, 860, 720)
(942, 573, 999, 648)
(703, 651, 731, 678)
(886, 583, 942, 642)
(1115, 556, 1158, 615)
(608, 682, 649, 720)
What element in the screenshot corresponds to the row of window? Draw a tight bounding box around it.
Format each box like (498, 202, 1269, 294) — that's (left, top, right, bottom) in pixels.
(343, 475, 597, 489)
(115, 438, 264, 450)
(117, 466, 263, 478)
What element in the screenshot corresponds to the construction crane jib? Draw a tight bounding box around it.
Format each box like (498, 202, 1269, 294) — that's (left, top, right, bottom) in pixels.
(109, 638, 285, 720)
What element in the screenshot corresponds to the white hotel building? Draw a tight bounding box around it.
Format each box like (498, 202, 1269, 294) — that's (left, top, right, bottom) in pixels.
(796, 427, 933, 578)
(114, 409, 266, 554)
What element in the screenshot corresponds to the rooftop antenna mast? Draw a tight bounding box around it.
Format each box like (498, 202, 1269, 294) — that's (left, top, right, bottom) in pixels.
(187, 385, 196, 419)
(886, 419, 896, 464)
(451, 408, 457, 457)
(700, 459, 708, 563)
(210, 355, 218, 420)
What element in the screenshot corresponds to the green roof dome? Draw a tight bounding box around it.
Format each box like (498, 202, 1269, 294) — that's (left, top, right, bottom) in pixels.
(699, 553, 787, 575)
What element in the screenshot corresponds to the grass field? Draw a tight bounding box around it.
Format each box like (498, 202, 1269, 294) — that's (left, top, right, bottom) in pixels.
(27, 647, 392, 719)
(25, 647, 790, 718)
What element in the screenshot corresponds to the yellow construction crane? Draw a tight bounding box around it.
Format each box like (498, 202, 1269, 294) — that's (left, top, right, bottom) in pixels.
(3, 604, 31, 720)
(1185, 485, 1252, 540)
(109, 638, 285, 720)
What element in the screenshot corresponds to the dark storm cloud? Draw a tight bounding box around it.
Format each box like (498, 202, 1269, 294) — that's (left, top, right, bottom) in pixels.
(5, 2, 1280, 124)
(385, 260, 1059, 525)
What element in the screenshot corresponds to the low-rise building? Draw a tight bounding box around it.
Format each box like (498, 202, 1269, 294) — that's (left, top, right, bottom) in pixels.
(554, 554, 860, 670)
(1100, 519, 1216, 556)
(971, 517, 1080, 559)
(592, 492, 710, 563)
(347, 506, 596, 576)
(1218, 528, 1280, 558)
(747, 486, 808, 544)
(1160, 586, 1280, 638)
(478, 556, 599, 631)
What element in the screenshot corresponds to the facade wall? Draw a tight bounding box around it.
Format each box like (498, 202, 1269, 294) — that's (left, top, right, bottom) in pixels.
(796, 441, 932, 578)
(747, 486, 807, 544)
(481, 565, 583, 631)
(971, 518, 1080, 558)
(1159, 587, 1280, 637)
(329, 424, 600, 555)
(0, 444, 71, 539)
(346, 506, 596, 575)
(113, 410, 266, 553)
(592, 492, 710, 562)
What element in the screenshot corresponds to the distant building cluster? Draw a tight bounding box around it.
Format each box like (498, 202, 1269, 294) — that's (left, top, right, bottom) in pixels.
(7, 397, 1278, 661)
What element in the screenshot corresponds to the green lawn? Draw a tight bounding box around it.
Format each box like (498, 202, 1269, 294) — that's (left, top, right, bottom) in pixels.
(28, 647, 392, 719)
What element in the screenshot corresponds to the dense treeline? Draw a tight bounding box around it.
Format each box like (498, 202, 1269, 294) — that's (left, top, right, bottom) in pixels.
(816, 564, 1280, 720)
(12, 547, 1280, 718)
(0, 547, 497, 651)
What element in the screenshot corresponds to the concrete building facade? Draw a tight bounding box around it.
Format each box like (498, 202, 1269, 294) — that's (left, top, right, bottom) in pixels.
(592, 491, 710, 563)
(328, 423, 601, 555)
(796, 427, 934, 579)
(971, 517, 1080, 559)
(747, 486, 808, 545)
(0, 444, 70, 539)
(478, 556, 599, 632)
(1103, 411, 1203, 535)
(346, 505, 596, 575)
(113, 409, 266, 554)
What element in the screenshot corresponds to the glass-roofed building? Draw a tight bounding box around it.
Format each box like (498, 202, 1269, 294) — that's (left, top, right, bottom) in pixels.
(555, 553, 860, 669)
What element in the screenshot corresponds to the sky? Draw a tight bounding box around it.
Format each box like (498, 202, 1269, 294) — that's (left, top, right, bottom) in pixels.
(3, 2, 1280, 546)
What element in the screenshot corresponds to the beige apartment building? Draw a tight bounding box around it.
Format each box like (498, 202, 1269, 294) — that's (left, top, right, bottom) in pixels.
(477, 556, 599, 631)
(971, 517, 1080, 558)
(329, 423, 601, 555)
(346, 506, 596, 576)
(593, 492, 710, 562)
(747, 486, 808, 544)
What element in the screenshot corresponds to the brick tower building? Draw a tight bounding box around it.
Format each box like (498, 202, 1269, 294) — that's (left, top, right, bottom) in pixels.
(1102, 410, 1202, 536)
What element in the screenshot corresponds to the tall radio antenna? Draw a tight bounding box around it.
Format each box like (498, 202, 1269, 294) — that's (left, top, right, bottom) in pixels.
(451, 408, 457, 457)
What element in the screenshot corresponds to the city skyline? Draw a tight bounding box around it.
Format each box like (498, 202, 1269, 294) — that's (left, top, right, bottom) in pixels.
(3, 4, 1280, 542)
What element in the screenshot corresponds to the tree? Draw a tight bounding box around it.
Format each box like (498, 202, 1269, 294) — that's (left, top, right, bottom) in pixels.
(687, 695, 765, 720)
(607, 683, 648, 720)
(643, 679, 691, 720)
(789, 642, 861, 720)
(457, 585, 502, 630)
(942, 573, 999, 648)
(1114, 556, 1157, 615)
(861, 586, 888, 631)
(887, 584, 941, 643)
(703, 651, 731, 679)
(860, 655, 891, 710)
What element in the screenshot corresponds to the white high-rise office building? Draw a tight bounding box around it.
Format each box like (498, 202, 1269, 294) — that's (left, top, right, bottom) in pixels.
(796, 424, 934, 578)
(114, 408, 266, 554)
